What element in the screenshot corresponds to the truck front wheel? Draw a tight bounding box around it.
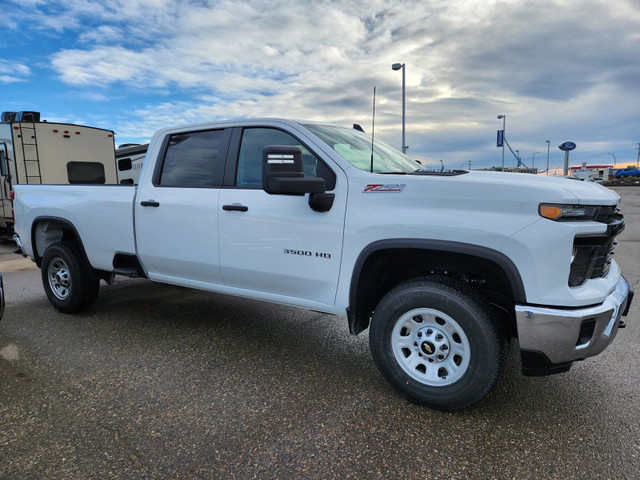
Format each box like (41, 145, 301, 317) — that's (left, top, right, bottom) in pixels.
(369, 278, 505, 410)
(41, 242, 100, 313)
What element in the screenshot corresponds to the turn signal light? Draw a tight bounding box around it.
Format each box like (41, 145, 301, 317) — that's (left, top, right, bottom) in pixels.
(540, 205, 563, 220)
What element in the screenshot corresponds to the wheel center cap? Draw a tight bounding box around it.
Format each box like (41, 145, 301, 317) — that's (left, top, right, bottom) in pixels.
(421, 341, 436, 355)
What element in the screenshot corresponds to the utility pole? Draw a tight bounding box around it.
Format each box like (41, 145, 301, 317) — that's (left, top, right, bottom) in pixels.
(497, 115, 506, 170)
(468, 160, 472, 171)
(392, 63, 406, 154)
(636, 143, 640, 169)
(546, 140, 550, 175)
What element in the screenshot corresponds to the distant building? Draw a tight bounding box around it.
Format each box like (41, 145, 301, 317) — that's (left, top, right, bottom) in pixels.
(569, 163, 614, 180)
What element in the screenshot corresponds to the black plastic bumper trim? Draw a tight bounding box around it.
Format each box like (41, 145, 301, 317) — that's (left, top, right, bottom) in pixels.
(520, 350, 574, 377)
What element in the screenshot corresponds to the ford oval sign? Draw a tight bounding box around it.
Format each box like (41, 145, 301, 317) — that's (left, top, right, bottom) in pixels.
(559, 141, 577, 151)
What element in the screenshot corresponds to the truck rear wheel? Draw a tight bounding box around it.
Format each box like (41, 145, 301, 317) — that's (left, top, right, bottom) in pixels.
(369, 277, 505, 410)
(41, 242, 100, 313)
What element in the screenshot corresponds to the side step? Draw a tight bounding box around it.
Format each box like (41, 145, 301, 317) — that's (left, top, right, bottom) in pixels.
(112, 253, 146, 278)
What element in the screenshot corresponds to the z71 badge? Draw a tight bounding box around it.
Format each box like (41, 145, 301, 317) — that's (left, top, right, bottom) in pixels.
(363, 184, 406, 192)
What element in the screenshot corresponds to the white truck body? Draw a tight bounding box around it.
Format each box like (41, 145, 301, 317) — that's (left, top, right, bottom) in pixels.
(11, 118, 632, 409)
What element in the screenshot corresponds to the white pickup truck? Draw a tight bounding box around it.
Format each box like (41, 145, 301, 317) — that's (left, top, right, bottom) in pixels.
(12, 119, 633, 410)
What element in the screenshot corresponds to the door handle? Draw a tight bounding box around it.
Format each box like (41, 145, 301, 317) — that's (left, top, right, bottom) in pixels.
(141, 200, 160, 207)
(222, 204, 248, 212)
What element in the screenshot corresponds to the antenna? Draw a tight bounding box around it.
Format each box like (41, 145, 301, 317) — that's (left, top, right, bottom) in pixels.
(370, 86, 376, 173)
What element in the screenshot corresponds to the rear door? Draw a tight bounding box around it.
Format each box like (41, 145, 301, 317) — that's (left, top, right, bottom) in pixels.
(218, 126, 347, 307)
(135, 127, 231, 286)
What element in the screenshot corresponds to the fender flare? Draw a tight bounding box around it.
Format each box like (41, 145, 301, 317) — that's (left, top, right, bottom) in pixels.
(31, 216, 88, 267)
(347, 239, 527, 334)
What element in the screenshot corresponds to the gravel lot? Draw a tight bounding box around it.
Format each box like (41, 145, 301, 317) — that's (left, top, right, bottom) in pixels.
(1, 187, 639, 479)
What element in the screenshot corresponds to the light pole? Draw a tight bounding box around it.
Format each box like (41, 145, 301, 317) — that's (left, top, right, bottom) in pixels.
(497, 115, 506, 170)
(532, 152, 541, 172)
(608, 152, 616, 164)
(440, 159, 444, 171)
(545, 140, 550, 175)
(516, 150, 520, 168)
(392, 63, 406, 154)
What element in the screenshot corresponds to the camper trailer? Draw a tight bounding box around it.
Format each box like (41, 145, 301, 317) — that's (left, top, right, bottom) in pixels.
(0, 111, 118, 233)
(116, 143, 148, 184)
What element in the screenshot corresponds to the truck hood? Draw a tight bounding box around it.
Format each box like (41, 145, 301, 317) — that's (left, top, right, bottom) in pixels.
(457, 171, 620, 205)
(395, 170, 620, 206)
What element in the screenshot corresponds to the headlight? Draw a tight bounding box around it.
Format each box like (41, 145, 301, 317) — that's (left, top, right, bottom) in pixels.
(539, 204, 600, 221)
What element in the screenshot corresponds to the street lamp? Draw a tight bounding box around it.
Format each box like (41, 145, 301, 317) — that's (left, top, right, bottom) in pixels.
(497, 115, 506, 170)
(608, 152, 616, 164)
(545, 140, 550, 175)
(532, 152, 541, 172)
(392, 63, 407, 154)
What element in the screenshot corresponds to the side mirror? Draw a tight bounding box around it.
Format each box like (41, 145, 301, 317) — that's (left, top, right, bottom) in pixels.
(262, 145, 325, 195)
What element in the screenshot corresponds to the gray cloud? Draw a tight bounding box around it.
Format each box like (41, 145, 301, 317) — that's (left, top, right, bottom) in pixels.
(4, 0, 639, 166)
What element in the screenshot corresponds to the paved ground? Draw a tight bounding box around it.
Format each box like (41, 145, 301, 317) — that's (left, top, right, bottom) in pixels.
(1, 188, 639, 479)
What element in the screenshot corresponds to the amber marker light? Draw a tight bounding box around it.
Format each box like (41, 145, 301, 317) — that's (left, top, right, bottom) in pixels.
(539, 205, 563, 220)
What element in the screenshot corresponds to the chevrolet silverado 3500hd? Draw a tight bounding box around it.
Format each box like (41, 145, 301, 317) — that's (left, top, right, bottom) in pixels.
(12, 119, 633, 410)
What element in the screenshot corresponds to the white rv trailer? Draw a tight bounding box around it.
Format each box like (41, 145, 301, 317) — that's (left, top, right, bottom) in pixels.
(0, 111, 118, 233)
(115, 143, 148, 185)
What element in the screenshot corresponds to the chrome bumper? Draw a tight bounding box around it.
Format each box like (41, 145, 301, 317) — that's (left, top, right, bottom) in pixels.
(13, 233, 26, 257)
(515, 276, 632, 365)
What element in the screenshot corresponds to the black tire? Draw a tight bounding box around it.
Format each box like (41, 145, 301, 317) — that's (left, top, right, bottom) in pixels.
(41, 241, 100, 313)
(369, 277, 505, 410)
(619, 175, 626, 179)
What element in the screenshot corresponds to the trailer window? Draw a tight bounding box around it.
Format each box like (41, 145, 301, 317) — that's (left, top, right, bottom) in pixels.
(67, 162, 106, 184)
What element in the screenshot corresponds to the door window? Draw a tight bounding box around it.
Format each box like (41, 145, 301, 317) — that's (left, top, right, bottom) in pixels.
(235, 128, 335, 189)
(158, 129, 226, 187)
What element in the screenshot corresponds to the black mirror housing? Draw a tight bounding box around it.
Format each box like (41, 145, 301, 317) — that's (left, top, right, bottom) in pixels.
(262, 145, 326, 195)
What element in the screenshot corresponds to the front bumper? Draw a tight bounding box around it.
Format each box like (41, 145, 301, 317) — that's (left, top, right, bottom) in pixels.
(515, 276, 632, 376)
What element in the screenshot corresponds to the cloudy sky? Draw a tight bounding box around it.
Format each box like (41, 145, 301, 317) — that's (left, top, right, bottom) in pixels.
(1, 0, 639, 171)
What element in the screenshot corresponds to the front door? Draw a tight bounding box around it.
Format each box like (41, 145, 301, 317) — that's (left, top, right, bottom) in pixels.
(218, 127, 347, 307)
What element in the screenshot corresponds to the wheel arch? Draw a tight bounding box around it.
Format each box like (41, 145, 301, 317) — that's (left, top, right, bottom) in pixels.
(31, 216, 89, 268)
(347, 239, 527, 335)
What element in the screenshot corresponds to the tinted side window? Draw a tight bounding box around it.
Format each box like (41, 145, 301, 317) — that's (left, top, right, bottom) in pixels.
(67, 162, 106, 184)
(236, 128, 333, 188)
(159, 129, 225, 187)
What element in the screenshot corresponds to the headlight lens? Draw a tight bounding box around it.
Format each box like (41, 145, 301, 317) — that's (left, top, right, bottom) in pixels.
(539, 204, 599, 221)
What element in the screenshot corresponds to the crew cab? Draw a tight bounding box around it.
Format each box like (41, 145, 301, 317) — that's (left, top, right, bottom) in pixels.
(11, 119, 633, 410)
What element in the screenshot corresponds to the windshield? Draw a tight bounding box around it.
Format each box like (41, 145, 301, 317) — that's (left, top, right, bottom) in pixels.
(305, 124, 420, 174)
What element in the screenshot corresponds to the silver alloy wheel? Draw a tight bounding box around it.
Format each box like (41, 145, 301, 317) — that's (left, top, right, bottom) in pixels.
(47, 257, 71, 300)
(391, 308, 471, 386)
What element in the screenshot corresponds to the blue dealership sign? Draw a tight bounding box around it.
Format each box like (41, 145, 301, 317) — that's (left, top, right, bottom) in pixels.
(559, 141, 576, 151)
(497, 130, 504, 147)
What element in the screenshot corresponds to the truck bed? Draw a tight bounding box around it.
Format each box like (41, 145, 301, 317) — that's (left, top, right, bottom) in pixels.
(13, 185, 137, 272)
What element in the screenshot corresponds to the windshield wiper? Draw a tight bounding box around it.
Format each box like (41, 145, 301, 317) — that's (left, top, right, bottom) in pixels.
(377, 171, 409, 175)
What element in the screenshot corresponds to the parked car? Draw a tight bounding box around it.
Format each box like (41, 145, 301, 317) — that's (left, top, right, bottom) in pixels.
(615, 168, 640, 178)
